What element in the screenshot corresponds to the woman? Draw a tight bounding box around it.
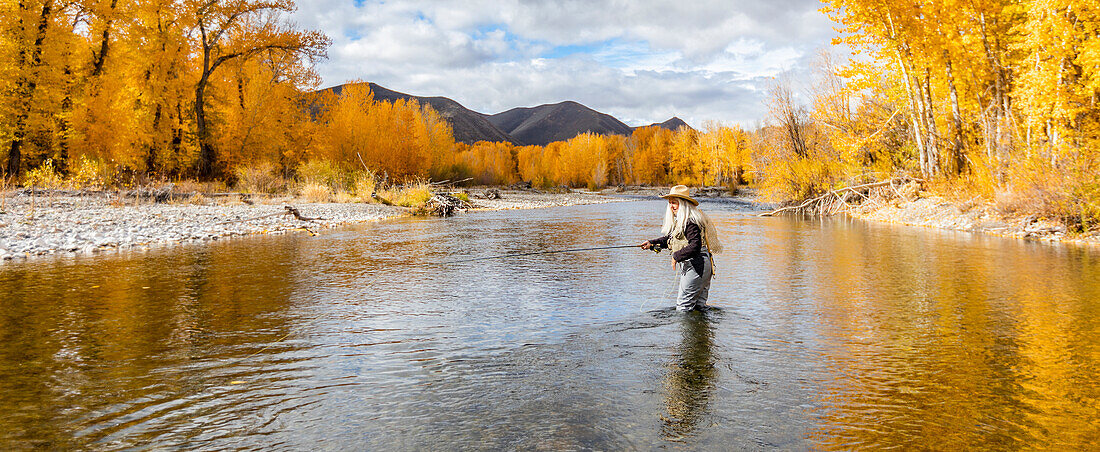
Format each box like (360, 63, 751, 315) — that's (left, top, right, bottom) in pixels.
(640, 185, 723, 311)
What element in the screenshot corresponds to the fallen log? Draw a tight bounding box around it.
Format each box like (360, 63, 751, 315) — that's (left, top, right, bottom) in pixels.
(214, 205, 325, 225)
(429, 177, 473, 187)
(758, 178, 922, 217)
(284, 205, 325, 221)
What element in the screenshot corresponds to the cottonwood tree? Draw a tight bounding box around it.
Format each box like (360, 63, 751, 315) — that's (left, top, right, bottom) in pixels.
(191, 0, 327, 179)
(4, 0, 61, 177)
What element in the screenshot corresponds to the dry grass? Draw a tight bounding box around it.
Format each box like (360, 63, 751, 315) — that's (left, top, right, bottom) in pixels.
(293, 159, 381, 203)
(378, 181, 434, 208)
(24, 159, 63, 191)
(991, 168, 1100, 233)
(234, 162, 286, 194)
(354, 172, 377, 201)
(174, 179, 227, 195)
(299, 183, 332, 203)
(299, 160, 351, 191)
(188, 193, 210, 205)
(66, 155, 120, 190)
(1, 174, 12, 213)
(333, 191, 358, 203)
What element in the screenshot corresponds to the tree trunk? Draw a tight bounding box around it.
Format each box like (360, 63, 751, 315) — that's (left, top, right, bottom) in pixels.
(896, 51, 927, 176)
(196, 79, 215, 179)
(922, 68, 939, 176)
(944, 53, 965, 175)
(977, 10, 1013, 171)
(57, 65, 73, 174)
(237, 76, 246, 109)
(195, 17, 215, 179)
(977, 11, 999, 159)
(90, 0, 118, 77)
(7, 0, 53, 177)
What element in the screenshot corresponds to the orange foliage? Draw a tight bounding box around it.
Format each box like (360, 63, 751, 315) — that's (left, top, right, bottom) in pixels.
(455, 141, 518, 185)
(308, 84, 455, 181)
(0, 0, 752, 198)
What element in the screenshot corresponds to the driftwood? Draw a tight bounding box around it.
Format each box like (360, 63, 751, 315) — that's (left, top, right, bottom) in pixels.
(215, 205, 325, 225)
(759, 178, 922, 217)
(429, 177, 473, 187)
(425, 193, 471, 217)
(284, 205, 325, 221)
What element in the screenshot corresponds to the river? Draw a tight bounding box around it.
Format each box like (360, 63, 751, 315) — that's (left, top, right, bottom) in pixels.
(2, 199, 1098, 450)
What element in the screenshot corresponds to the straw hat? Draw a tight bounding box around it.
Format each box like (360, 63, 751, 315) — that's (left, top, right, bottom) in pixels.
(659, 185, 698, 206)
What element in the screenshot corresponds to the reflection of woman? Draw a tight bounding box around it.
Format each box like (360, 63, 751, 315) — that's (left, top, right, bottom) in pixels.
(640, 185, 723, 311)
(661, 310, 718, 439)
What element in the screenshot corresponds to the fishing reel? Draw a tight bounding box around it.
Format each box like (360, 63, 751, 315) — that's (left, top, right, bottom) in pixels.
(649, 243, 665, 254)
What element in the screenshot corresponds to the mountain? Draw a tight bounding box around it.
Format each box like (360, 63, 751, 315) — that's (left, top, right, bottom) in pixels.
(316, 83, 517, 145)
(485, 101, 635, 146)
(317, 83, 691, 146)
(639, 117, 692, 132)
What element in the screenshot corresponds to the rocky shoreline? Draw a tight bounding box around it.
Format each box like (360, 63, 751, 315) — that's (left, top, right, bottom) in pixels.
(0, 189, 623, 262)
(6, 184, 1091, 263)
(849, 196, 1100, 246)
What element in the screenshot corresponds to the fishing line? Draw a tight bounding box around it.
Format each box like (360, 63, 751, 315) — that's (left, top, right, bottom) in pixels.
(439, 243, 679, 312)
(638, 262, 681, 313)
(441, 244, 643, 264)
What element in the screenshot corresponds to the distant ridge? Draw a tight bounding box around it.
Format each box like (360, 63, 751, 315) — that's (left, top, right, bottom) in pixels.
(316, 83, 517, 145)
(316, 82, 691, 146)
(486, 101, 634, 146)
(639, 117, 692, 132)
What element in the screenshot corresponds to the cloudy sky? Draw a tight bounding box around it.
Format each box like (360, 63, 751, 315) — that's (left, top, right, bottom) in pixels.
(290, 0, 840, 128)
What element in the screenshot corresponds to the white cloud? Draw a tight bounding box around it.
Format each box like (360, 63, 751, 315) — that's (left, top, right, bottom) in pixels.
(289, 0, 841, 126)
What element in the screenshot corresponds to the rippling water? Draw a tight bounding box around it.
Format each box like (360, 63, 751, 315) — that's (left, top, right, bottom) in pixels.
(2, 199, 1098, 450)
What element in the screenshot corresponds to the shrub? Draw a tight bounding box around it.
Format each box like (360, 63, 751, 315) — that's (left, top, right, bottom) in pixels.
(298, 160, 353, 192)
(333, 190, 358, 203)
(300, 183, 332, 203)
(379, 181, 433, 208)
(354, 171, 377, 200)
(24, 159, 63, 190)
(234, 162, 285, 194)
(68, 155, 116, 189)
(174, 179, 227, 195)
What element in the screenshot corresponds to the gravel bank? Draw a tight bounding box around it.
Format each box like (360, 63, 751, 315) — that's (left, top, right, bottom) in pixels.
(468, 189, 625, 211)
(850, 196, 1100, 246)
(0, 190, 625, 261)
(0, 193, 406, 261)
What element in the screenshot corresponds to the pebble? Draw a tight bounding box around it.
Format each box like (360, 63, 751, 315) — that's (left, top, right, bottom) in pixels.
(0, 191, 622, 262)
(852, 196, 1099, 246)
(0, 194, 407, 261)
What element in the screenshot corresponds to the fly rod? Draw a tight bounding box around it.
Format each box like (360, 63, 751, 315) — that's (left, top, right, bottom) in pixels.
(443, 244, 659, 264)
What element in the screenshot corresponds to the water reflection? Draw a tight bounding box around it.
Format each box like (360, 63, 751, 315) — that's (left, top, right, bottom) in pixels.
(0, 239, 305, 449)
(1, 200, 1098, 450)
(661, 309, 718, 440)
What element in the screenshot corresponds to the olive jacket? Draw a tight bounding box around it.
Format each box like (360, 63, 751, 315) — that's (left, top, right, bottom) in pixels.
(647, 220, 709, 276)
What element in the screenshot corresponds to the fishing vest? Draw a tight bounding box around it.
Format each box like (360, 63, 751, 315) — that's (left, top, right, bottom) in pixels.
(668, 221, 709, 255)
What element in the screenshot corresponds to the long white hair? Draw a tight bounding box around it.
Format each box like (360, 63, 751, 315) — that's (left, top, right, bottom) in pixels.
(661, 199, 723, 254)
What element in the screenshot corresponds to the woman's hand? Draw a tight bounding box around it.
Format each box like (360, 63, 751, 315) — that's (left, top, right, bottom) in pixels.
(640, 241, 653, 250)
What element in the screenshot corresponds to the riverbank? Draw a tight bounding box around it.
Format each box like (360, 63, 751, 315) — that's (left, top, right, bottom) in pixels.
(849, 195, 1100, 246)
(0, 189, 623, 261)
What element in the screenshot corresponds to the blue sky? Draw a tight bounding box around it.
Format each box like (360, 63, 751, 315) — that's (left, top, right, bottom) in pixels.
(291, 0, 841, 127)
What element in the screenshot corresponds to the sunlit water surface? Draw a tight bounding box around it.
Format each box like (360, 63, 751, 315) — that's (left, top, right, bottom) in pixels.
(1, 199, 1098, 450)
